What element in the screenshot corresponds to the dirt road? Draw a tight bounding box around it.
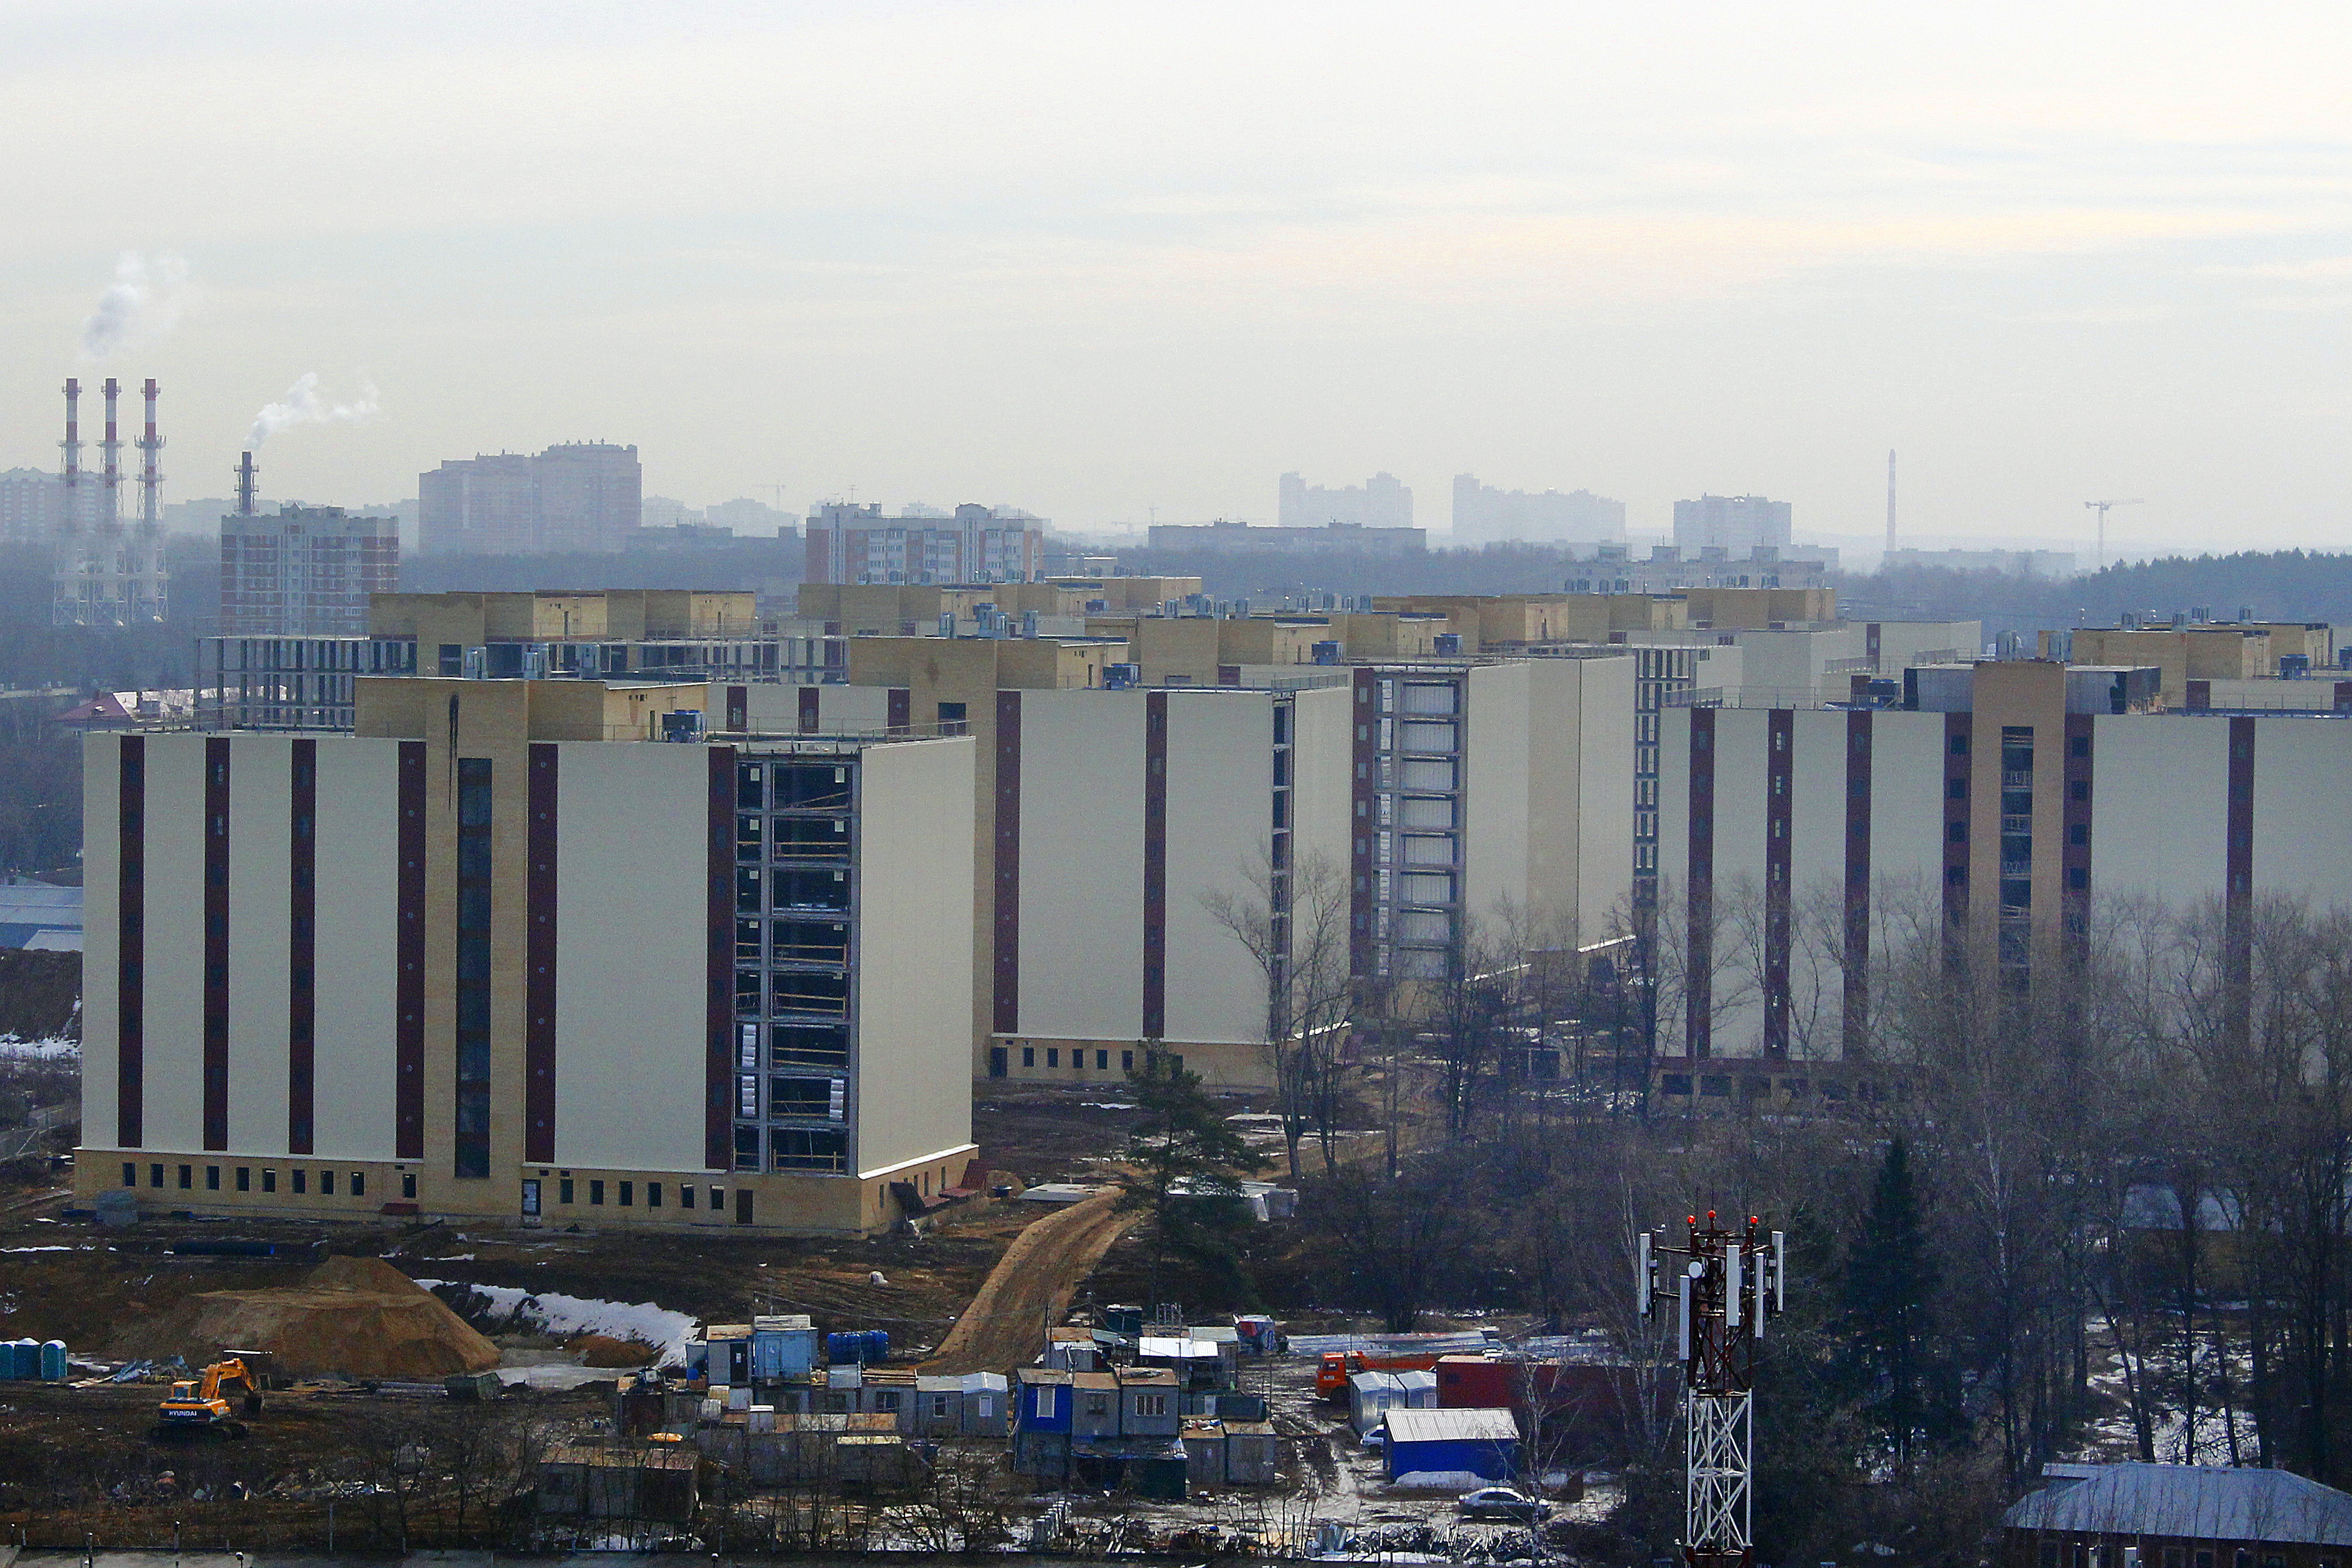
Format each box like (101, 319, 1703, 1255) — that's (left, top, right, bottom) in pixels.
(920, 1191, 1137, 1376)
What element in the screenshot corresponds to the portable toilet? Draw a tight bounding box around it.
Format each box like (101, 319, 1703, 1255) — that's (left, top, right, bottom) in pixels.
(39, 1340, 66, 1381)
(9, 1340, 36, 1380)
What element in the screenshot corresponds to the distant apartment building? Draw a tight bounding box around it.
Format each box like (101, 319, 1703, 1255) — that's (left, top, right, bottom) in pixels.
(218, 505, 399, 637)
(75, 676, 976, 1234)
(1279, 471, 1413, 529)
(1673, 495, 1792, 556)
(1145, 519, 1426, 556)
(0, 469, 61, 543)
(803, 502, 1043, 585)
(418, 443, 643, 555)
(1451, 475, 1626, 545)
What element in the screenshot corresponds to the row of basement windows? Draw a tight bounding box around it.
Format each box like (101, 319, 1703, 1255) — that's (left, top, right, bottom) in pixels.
(1017, 1046, 1176, 1074)
(549, 1175, 716, 1209)
(122, 1161, 407, 1198)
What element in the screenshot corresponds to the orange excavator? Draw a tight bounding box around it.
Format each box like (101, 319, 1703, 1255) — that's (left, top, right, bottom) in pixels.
(153, 1356, 264, 1439)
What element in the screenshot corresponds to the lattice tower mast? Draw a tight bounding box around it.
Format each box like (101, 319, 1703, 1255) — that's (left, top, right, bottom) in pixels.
(1640, 1211, 1785, 1568)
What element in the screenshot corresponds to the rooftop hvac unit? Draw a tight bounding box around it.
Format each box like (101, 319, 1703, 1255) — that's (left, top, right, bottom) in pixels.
(2283, 654, 2310, 679)
(1105, 663, 1142, 691)
(1312, 641, 1342, 666)
(660, 709, 705, 743)
(1433, 633, 1462, 656)
(523, 645, 548, 679)
(938, 613, 954, 637)
(462, 647, 486, 680)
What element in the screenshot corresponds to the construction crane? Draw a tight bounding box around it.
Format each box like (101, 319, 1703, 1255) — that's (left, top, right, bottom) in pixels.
(2084, 498, 2142, 572)
(153, 1355, 264, 1439)
(1641, 1212, 1785, 1568)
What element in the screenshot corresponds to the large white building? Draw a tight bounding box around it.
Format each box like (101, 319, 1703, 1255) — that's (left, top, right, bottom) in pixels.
(75, 677, 976, 1234)
(418, 444, 643, 555)
(1672, 494, 1792, 556)
(1279, 471, 1413, 530)
(803, 502, 1044, 585)
(1451, 475, 1625, 545)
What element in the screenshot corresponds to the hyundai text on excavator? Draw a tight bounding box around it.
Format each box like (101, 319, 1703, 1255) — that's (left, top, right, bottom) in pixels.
(153, 1357, 264, 1439)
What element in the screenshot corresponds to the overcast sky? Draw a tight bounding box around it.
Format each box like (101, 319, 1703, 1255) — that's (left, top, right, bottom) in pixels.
(3, 0, 2349, 556)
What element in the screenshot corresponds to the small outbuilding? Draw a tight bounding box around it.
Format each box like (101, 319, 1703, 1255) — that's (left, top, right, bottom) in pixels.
(2003, 1463, 2352, 1568)
(1382, 1406, 1520, 1484)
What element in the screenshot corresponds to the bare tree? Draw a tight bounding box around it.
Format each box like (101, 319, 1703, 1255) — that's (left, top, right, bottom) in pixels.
(1202, 845, 1358, 1178)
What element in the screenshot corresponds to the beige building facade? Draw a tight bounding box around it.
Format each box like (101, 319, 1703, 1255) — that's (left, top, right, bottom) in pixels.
(76, 678, 975, 1235)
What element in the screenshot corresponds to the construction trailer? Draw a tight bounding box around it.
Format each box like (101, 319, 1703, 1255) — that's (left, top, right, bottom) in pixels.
(1382, 1406, 1520, 1484)
(536, 1444, 701, 1522)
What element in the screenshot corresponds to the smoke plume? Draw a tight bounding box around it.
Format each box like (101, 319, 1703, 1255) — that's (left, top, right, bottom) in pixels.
(246, 372, 382, 448)
(80, 251, 188, 360)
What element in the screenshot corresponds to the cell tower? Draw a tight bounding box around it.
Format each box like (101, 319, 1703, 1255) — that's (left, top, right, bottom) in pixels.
(1639, 1212, 1785, 1568)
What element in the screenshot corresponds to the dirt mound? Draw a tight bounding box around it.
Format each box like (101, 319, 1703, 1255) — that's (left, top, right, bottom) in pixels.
(120, 1255, 499, 1379)
(572, 1333, 660, 1368)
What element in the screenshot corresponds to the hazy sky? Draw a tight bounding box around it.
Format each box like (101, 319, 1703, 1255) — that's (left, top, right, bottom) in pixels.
(3, 1, 2350, 557)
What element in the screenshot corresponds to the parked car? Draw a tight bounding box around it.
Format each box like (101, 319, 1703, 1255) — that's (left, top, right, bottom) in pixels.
(1456, 1487, 1551, 1521)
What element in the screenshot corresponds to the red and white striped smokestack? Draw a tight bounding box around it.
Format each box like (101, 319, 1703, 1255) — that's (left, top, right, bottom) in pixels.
(235, 451, 257, 517)
(137, 379, 163, 531)
(59, 379, 81, 489)
(100, 377, 122, 525)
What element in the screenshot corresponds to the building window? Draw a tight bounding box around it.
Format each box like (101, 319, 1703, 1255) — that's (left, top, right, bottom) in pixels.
(876, 1390, 901, 1411)
(619, 1181, 634, 1206)
(1122, 1050, 1134, 1071)
(454, 756, 494, 1180)
(403, 1172, 417, 1198)
(352, 1172, 365, 1197)
(1047, 1048, 1059, 1068)
(1136, 1393, 1167, 1417)
(589, 1180, 605, 1205)
(205, 1166, 220, 1191)
(1023, 1046, 1035, 1067)
(682, 1184, 696, 1209)
(292, 1169, 307, 1194)
(648, 1183, 663, 1208)
(261, 1169, 276, 1193)
(559, 1177, 575, 1204)
(178, 1164, 192, 1189)
(236, 1167, 250, 1192)
(121, 1163, 136, 1188)
(709, 1187, 724, 1212)
(773, 1129, 848, 1172)
(936, 701, 968, 736)
(321, 1170, 335, 1195)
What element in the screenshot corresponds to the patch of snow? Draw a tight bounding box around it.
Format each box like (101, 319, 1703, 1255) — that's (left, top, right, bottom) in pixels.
(1388, 1470, 1493, 1491)
(0, 1245, 77, 1253)
(0, 1037, 78, 1060)
(416, 1279, 697, 1364)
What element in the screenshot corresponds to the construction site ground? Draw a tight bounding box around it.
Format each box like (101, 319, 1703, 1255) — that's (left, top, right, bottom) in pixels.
(0, 1083, 1616, 1556)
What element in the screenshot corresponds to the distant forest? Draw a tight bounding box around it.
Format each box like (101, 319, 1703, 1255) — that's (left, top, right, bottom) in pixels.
(1126, 540, 2352, 645)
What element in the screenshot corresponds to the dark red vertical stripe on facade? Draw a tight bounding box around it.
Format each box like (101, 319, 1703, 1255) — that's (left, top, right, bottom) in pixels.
(1942, 713, 1972, 942)
(202, 738, 231, 1151)
(706, 745, 736, 1171)
(288, 740, 317, 1155)
(1842, 711, 1873, 1058)
(1142, 692, 1169, 1040)
(725, 684, 748, 732)
(1762, 711, 1793, 1058)
(117, 737, 145, 1148)
(395, 741, 426, 1160)
(1349, 671, 1377, 976)
(1686, 708, 1715, 1060)
(993, 692, 1022, 1035)
(886, 688, 910, 734)
(526, 744, 559, 1165)
(797, 686, 821, 734)
(2061, 716, 2095, 968)
(2226, 717, 2256, 1048)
